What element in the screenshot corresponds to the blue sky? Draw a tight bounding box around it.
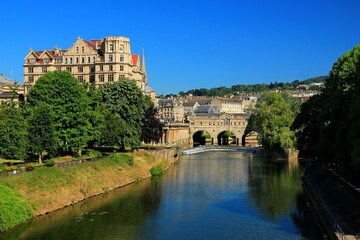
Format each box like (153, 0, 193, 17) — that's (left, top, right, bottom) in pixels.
(0, 0, 359, 94)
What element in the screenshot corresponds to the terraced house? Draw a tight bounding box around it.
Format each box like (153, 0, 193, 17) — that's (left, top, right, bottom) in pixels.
(23, 36, 153, 97)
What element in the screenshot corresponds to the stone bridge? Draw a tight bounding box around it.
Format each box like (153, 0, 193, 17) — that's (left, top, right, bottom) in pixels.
(161, 113, 259, 147)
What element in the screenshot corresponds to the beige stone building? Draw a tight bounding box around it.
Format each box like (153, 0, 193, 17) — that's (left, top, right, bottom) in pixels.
(23, 36, 152, 96)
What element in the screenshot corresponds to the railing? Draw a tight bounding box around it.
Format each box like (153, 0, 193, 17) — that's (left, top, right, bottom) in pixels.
(303, 173, 348, 240)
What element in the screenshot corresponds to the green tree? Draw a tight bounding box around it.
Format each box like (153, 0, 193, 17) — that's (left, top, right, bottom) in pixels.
(100, 109, 127, 148)
(251, 92, 297, 151)
(98, 78, 148, 149)
(26, 71, 95, 156)
(141, 105, 164, 144)
(0, 103, 28, 160)
(27, 103, 57, 163)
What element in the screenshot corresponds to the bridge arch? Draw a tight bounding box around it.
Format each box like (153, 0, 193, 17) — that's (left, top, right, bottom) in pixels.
(217, 131, 238, 145)
(192, 130, 213, 147)
(242, 131, 260, 147)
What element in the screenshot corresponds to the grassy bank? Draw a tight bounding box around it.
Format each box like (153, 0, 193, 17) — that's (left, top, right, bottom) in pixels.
(0, 151, 175, 232)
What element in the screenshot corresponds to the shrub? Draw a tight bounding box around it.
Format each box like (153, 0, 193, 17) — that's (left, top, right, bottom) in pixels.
(149, 165, 164, 176)
(86, 149, 102, 158)
(44, 159, 55, 167)
(0, 185, 33, 231)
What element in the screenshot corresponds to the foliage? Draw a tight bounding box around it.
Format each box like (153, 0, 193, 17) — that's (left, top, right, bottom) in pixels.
(0, 185, 33, 232)
(26, 71, 97, 155)
(251, 92, 297, 150)
(0, 103, 28, 160)
(27, 103, 57, 163)
(99, 108, 127, 148)
(175, 76, 327, 97)
(97, 78, 148, 149)
(292, 44, 360, 169)
(86, 149, 102, 158)
(106, 153, 134, 166)
(149, 165, 164, 176)
(223, 131, 234, 137)
(44, 159, 55, 167)
(201, 131, 211, 139)
(141, 103, 164, 144)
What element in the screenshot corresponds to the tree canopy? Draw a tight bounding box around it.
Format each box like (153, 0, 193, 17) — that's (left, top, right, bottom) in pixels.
(98, 78, 149, 149)
(251, 92, 298, 151)
(26, 71, 96, 155)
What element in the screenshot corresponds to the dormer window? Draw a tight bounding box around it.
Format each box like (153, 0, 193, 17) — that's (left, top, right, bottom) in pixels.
(44, 58, 50, 63)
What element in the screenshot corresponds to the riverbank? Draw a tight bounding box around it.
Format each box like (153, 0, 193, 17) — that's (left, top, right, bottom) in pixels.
(303, 165, 360, 240)
(0, 149, 177, 232)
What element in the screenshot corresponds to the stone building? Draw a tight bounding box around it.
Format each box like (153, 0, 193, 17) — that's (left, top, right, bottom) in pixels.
(23, 36, 152, 96)
(157, 99, 184, 123)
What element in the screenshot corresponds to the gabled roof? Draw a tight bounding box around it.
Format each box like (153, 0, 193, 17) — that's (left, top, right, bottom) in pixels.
(84, 40, 97, 50)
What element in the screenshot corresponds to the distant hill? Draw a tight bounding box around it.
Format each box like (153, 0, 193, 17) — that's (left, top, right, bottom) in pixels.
(169, 76, 328, 97)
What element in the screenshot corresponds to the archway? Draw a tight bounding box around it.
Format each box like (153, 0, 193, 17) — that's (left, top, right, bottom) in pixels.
(242, 131, 260, 147)
(193, 130, 211, 147)
(217, 131, 236, 145)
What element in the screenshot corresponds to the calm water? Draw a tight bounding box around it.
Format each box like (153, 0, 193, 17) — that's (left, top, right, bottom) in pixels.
(0, 150, 324, 240)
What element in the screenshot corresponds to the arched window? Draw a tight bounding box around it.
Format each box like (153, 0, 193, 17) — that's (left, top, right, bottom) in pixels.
(119, 45, 124, 52)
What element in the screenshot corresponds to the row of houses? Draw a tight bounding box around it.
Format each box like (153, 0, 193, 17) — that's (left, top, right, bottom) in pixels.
(156, 97, 256, 123)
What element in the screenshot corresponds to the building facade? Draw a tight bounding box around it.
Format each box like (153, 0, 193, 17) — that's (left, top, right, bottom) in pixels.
(23, 36, 149, 95)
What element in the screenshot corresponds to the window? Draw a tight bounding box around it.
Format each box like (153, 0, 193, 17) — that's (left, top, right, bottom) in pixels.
(28, 76, 34, 83)
(90, 66, 95, 73)
(78, 67, 83, 73)
(70, 58, 73, 64)
(109, 65, 113, 71)
(120, 65, 124, 71)
(100, 65, 103, 71)
(93, 57, 96, 63)
(56, 59, 62, 63)
(109, 55, 113, 62)
(44, 58, 50, 63)
(88, 57, 90, 63)
(56, 67, 62, 71)
(76, 57, 79, 63)
(76, 47, 79, 53)
(78, 76, 84, 82)
(119, 44, 124, 51)
(82, 46, 84, 53)
(82, 57, 84, 63)
(109, 44, 114, 51)
(120, 55, 124, 62)
(90, 75, 95, 83)
(42, 67, 47, 73)
(30, 59, 36, 63)
(108, 74, 114, 82)
(99, 74, 104, 82)
(28, 67, 33, 73)
(66, 67, 72, 72)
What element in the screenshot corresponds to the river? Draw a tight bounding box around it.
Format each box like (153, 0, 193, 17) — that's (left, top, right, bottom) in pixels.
(0, 150, 325, 240)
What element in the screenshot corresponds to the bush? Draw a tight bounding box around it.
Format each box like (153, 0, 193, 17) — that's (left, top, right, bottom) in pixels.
(86, 149, 102, 158)
(106, 153, 134, 166)
(0, 185, 33, 231)
(44, 159, 55, 167)
(149, 165, 164, 176)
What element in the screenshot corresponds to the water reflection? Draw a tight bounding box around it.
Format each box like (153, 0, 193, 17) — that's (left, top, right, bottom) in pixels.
(0, 150, 323, 240)
(246, 159, 303, 220)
